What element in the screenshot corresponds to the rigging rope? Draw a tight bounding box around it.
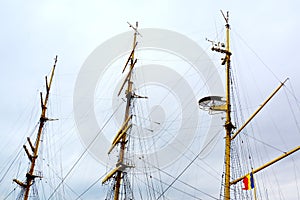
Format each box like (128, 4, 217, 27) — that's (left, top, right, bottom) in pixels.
(47, 102, 123, 199)
(133, 171, 202, 200)
(74, 174, 105, 200)
(3, 187, 17, 200)
(155, 150, 218, 200)
(232, 30, 281, 82)
(284, 84, 300, 134)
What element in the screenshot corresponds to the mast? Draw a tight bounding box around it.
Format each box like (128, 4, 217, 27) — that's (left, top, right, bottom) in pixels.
(210, 11, 233, 200)
(199, 11, 300, 200)
(13, 56, 58, 200)
(199, 11, 233, 199)
(223, 11, 233, 200)
(102, 22, 140, 200)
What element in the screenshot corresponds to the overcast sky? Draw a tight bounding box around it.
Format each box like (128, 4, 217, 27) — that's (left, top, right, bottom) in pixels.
(0, 1, 300, 199)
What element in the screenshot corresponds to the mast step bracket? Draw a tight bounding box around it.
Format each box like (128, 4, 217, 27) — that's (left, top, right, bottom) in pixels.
(13, 179, 27, 188)
(26, 172, 42, 180)
(225, 121, 235, 130)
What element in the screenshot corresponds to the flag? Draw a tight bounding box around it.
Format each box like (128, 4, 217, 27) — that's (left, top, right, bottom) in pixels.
(242, 172, 255, 190)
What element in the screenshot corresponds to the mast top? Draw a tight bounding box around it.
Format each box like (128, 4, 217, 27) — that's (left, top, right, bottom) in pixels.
(127, 21, 142, 37)
(221, 10, 230, 28)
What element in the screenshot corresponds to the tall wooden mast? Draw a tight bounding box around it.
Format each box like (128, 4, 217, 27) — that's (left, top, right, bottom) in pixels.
(102, 22, 140, 200)
(210, 11, 233, 200)
(199, 11, 300, 199)
(13, 56, 58, 200)
(222, 11, 233, 200)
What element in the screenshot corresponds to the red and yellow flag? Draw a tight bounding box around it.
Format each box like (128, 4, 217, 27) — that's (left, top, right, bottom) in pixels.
(242, 172, 255, 190)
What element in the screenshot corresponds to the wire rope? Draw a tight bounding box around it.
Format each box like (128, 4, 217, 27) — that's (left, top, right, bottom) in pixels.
(47, 102, 123, 199)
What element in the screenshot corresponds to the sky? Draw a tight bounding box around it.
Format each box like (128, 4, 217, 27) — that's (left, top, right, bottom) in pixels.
(0, 0, 300, 199)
